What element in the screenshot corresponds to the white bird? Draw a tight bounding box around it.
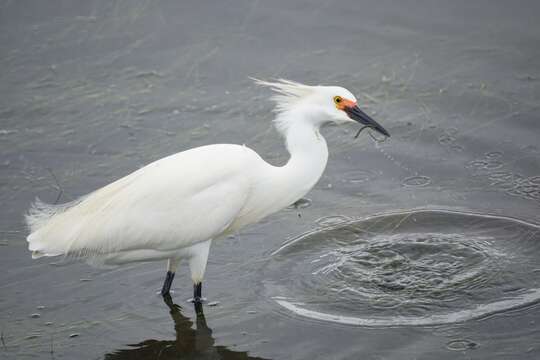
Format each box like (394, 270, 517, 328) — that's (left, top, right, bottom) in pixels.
(25, 79, 389, 302)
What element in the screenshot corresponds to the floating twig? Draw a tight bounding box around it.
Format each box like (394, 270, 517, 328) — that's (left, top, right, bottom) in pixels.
(50, 334, 55, 359)
(45, 168, 64, 204)
(1, 329, 7, 351)
(354, 126, 389, 143)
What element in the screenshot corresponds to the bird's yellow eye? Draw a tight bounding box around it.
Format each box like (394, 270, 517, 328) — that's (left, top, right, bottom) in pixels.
(333, 96, 343, 105)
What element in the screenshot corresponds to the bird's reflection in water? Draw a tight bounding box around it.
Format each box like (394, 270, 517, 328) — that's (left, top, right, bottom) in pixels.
(104, 295, 267, 360)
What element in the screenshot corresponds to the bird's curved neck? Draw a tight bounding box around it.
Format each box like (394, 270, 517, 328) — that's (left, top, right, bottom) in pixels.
(274, 111, 329, 205)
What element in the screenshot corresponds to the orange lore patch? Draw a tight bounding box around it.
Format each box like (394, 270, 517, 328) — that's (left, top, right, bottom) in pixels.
(335, 97, 356, 111)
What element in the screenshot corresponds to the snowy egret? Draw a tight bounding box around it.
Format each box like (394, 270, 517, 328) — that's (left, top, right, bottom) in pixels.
(25, 79, 389, 303)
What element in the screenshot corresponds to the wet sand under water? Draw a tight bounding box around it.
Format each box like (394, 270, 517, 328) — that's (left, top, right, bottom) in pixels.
(1, 1, 540, 359)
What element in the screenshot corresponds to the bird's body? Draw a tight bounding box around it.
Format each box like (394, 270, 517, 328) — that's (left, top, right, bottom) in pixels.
(25, 79, 389, 301)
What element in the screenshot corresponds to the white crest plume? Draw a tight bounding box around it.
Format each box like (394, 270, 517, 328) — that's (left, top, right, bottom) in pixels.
(251, 78, 315, 114)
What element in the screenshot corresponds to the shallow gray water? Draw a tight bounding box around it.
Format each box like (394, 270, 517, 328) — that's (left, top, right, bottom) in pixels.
(1, 1, 540, 359)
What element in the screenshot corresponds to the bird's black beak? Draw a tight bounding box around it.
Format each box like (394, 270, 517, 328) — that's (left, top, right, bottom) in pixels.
(345, 105, 390, 138)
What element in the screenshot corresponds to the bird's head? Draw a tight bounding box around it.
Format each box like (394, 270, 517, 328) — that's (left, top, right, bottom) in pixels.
(252, 78, 389, 138)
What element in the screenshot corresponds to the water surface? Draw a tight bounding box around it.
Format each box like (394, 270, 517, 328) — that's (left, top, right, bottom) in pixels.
(1, 1, 540, 359)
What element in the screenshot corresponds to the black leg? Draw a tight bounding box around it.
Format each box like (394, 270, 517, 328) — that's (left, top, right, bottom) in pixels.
(193, 282, 202, 303)
(161, 271, 175, 296)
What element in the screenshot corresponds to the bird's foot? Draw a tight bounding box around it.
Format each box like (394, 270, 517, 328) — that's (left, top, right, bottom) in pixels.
(188, 282, 205, 304)
(156, 289, 176, 296)
(187, 296, 207, 304)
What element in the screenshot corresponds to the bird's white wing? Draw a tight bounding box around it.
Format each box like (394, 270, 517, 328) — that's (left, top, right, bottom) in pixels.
(27, 144, 260, 258)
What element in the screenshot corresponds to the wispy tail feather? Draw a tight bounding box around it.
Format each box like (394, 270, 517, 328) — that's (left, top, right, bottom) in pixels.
(25, 197, 83, 233)
(25, 197, 84, 258)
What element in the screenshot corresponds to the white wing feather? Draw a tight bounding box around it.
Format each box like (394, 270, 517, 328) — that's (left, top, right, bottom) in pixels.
(26, 144, 260, 261)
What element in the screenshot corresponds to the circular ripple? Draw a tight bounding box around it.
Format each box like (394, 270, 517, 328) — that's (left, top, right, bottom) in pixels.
(263, 210, 540, 326)
(402, 175, 431, 187)
(342, 169, 380, 185)
(446, 339, 478, 351)
(287, 198, 312, 210)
